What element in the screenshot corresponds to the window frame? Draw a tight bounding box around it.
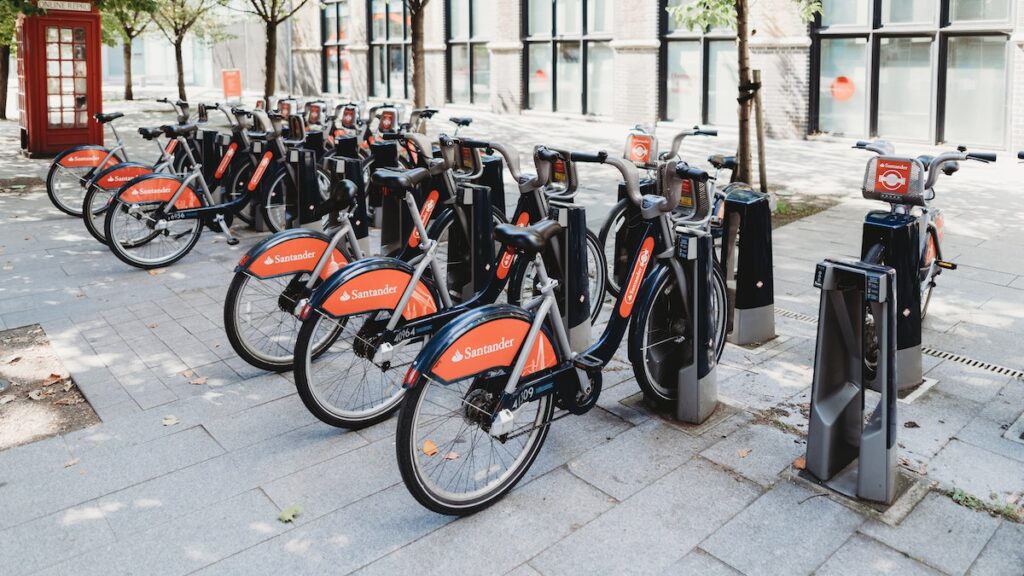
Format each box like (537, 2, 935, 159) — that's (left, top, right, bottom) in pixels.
(367, 0, 411, 100)
(446, 0, 491, 105)
(658, 0, 738, 124)
(809, 0, 1013, 146)
(521, 0, 615, 115)
(321, 0, 351, 95)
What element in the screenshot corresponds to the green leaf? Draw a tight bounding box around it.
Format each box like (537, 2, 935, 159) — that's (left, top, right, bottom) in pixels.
(278, 504, 302, 523)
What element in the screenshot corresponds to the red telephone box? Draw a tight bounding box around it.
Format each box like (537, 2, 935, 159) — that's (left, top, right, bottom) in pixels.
(17, 1, 103, 157)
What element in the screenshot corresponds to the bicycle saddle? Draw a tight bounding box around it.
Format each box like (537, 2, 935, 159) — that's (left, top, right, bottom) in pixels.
(138, 127, 163, 140)
(494, 219, 562, 253)
(370, 167, 432, 190)
(450, 117, 473, 127)
(94, 112, 124, 124)
(707, 154, 737, 171)
(160, 123, 198, 138)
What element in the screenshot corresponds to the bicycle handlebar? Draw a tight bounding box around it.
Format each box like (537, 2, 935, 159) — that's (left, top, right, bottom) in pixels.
(569, 151, 609, 164)
(967, 151, 997, 163)
(659, 125, 716, 161)
(853, 139, 896, 156)
(924, 149, 996, 189)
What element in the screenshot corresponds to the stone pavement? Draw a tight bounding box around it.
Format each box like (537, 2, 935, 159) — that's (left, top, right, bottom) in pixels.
(0, 85, 1022, 575)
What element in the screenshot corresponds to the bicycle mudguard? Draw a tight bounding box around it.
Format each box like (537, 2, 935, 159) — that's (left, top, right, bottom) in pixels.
(408, 304, 558, 386)
(89, 162, 154, 191)
(115, 173, 202, 210)
(237, 228, 348, 280)
(55, 145, 119, 169)
(308, 258, 441, 321)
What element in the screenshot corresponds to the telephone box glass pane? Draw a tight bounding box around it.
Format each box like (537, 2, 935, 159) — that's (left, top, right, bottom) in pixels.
(75, 78, 86, 92)
(60, 44, 71, 59)
(46, 43, 58, 59)
(46, 27, 58, 41)
(60, 28, 72, 42)
(73, 44, 86, 60)
(47, 61, 59, 76)
(49, 111, 61, 126)
(73, 27, 85, 42)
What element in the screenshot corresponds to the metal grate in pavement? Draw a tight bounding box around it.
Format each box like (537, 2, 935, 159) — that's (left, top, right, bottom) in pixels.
(774, 307, 1024, 381)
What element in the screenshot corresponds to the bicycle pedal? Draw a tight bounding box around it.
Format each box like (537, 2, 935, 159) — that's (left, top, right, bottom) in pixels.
(573, 354, 603, 371)
(936, 260, 957, 270)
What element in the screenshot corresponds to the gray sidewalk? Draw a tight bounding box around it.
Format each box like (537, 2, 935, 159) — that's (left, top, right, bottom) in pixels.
(0, 86, 1021, 575)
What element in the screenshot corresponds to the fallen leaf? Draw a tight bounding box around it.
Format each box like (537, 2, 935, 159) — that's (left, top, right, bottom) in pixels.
(904, 421, 920, 429)
(62, 380, 74, 392)
(443, 451, 460, 461)
(189, 376, 208, 386)
(28, 390, 44, 401)
(162, 415, 179, 426)
(793, 456, 806, 470)
(278, 504, 302, 523)
(180, 369, 194, 378)
(42, 373, 65, 387)
(147, 323, 158, 329)
(737, 448, 752, 459)
(0, 395, 14, 405)
(64, 458, 80, 468)
(422, 439, 438, 457)
(147, 268, 166, 276)
(6, 356, 20, 365)
(55, 397, 84, 406)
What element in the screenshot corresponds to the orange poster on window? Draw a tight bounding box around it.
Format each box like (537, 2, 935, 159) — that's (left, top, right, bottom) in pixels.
(222, 69, 242, 101)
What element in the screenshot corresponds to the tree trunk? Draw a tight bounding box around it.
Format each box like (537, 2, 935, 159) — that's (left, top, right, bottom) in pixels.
(0, 44, 10, 121)
(174, 39, 186, 101)
(734, 0, 752, 184)
(411, 8, 425, 107)
(264, 21, 277, 104)
(122, 39, 134, 100)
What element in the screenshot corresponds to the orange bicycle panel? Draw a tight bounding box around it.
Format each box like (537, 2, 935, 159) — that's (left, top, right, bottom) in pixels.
(431, 317, 557, 382)
(408, 190, 440, 248)
(247, 151, 274, 192)
(246, 236, 348, 280)
(119, 176, 202, 209)
(320, 268, 438, 320)
(94, 165, 153, 190)
(619, 236, 655, 318)
(58, 148, 117, 169)
(214, 143, 238, 179)
(497, 212, 532, 280)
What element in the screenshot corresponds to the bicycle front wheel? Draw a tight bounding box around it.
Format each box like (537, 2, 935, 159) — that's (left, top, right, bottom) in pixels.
(396, 367, 554, 516)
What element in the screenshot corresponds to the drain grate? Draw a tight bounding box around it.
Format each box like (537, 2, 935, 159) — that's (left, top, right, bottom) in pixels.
(774, 307, 1024, 381)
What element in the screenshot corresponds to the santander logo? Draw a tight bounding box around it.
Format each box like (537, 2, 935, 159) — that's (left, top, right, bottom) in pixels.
(450, 336, 515, 363)
(263, 250, 316, 267)
(130, 184, 175, 197)
(339, 284, 398, 302)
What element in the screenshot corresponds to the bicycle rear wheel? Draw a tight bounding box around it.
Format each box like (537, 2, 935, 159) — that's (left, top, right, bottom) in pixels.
(396, 367, 554, 516)
(598, 199, 630, 297)
(104, 201, 202, 269)
(46, 163, 93, 217)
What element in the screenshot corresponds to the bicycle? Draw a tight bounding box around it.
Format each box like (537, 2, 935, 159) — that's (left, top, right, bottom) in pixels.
(395, 151, 718, 515)
(290, 143, 607, 429)
(45, 99, 191, 216)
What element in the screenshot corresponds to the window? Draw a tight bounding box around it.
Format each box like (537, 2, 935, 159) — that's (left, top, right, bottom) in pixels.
(45, 26, 88, 128)
(660, 0, 739, 125)
(524, 0, 613, 115)
(447, 0, 492, 104)
(812, 0, 1011, 146)
(369, 0, 410, 99)
(321, 1, 352, 95)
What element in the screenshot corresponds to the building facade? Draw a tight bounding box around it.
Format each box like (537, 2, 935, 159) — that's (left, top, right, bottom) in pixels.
(313, 0, 1022, 150)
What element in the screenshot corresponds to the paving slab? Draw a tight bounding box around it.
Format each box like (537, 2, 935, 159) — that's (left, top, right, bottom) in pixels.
(699, 423, 805, 487)
(966, 521, 1024, 576)
(927, 439, 1024, 505)
(815, 533, 942, 576)
(859, 492, 1000, 576)
(0, 501, 118, 575)
(701, 481, 864, 576)
(566, 419, 702, 501)
(530, 458, 761, 575)
(355, 468, 613, 576)
(660, 549, 743, 576)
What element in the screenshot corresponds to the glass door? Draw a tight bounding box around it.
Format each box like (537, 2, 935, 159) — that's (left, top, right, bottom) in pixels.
(45, 24, 89, 129)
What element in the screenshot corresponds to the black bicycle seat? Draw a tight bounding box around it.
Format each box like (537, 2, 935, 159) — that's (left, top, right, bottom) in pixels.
(371, 167, 432, 190)
(160, 123, 198, 138)
(494, 219, 562, 254)
(450, 117, 473, 127)
(332, 179, 358, 210)
(94, 112, 124, 124)
(707, 154, 737, 171)
(138, 127, 163, 140)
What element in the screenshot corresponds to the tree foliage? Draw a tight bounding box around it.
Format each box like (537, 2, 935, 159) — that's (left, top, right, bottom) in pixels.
(100, 0, 157, 46)
(667, 0, 821, 31)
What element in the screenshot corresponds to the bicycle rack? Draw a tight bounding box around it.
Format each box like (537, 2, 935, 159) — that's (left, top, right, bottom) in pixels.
(479, 154, 507, 218)
(195, 128, 229, 186)
(675, 225, 719, 424)
(333, 135, 360, 159)
(549, 202, 592, 353)
(286, 145, 321, 228)
(369, 142, 403, 253)
(720, 183, 776, 345)
(447, 183, 496, 302)
(861, 212, 923, 392)
(806, 259, 897, 504)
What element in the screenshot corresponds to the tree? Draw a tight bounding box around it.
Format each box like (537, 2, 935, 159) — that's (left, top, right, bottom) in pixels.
(101, 0, 158, 100)
(0, 1, 39, 120)
(233, 0, 312, 104)
(669, 0, 821, 184)
(406, 0, 431, 108)
(152, 0, 223, 100)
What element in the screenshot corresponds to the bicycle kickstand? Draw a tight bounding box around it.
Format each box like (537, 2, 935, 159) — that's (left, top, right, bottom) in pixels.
(213, 214, 240, 246)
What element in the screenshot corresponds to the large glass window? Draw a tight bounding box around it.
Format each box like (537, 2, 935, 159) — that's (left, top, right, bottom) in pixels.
(448, 0, 491, 104)
(661, 0, 738, 125)
(812, 0, 1010, 146)
(525, 0, 613, 115)
(321, 1, 352, 95)
(368, 0, 409, 99)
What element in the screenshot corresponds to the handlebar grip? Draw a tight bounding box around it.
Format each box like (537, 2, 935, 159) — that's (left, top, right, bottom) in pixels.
(967, 151, 997, 163)
(569, 151, 609, 164)
(697, 129, 718, 137)
(676, 163, 710, 182)
(459, 138, 490, 149)
(381, 132, 404, 141)
(1019, 151, 1024, 160)
(535, 147, 561, 162)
